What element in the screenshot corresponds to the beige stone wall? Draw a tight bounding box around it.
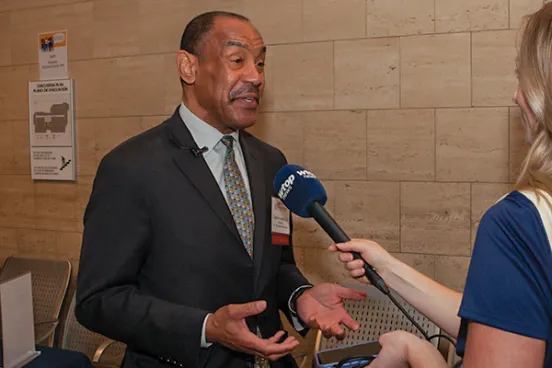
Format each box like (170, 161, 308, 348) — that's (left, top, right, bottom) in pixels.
(0, 0, 543, 358)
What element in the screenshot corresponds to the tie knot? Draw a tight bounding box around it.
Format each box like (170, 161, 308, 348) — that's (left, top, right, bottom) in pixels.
(221, 135, 234, 149)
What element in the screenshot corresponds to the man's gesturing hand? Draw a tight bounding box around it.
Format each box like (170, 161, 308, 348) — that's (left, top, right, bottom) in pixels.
(206, 300, 299, 361)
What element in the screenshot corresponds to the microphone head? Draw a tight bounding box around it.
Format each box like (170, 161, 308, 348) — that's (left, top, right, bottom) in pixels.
(273, 164, 327, 218)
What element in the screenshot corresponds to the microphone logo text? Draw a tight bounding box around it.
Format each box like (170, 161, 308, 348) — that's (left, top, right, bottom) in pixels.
(296, 170, 316, 179)
(278, 174, 295, 200)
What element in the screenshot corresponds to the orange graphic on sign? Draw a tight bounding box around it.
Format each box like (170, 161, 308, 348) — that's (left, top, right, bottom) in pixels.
(38, 31, 67, 52)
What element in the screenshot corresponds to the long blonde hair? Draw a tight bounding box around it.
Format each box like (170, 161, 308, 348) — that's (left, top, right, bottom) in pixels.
(515, 2, 552, 195)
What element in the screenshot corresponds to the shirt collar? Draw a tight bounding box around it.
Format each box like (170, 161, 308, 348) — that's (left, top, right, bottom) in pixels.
(178, 103, 240, 152)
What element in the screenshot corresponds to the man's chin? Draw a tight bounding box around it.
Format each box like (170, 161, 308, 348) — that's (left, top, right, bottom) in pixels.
(228, 112, 258, 130)
(230, 120, 257, 131)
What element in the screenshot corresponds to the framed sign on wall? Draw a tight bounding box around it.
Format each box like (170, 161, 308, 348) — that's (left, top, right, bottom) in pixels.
(28, 79, 76, 181)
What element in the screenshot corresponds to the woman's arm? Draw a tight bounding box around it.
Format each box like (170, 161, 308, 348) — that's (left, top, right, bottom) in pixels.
(330, 239, 462, 338)
(462, 322, 545, 368)
(384, 258, 462, 338)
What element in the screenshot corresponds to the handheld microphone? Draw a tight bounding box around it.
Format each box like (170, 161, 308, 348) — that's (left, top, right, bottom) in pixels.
(274, 164, 454, 345)
(273, 164, 389, 295)
(169, 133, 208, 157)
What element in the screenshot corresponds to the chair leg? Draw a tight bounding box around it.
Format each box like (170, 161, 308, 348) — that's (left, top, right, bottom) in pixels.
(298, 354, 308, 368)
(292, 352, 309, 368)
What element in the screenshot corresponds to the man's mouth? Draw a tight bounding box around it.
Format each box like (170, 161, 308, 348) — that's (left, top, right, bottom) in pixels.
(232, 94, 260, 107)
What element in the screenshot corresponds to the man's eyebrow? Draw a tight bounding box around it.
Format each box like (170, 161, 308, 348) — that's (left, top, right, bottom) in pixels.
(226, 40, 249, 49)
(225, 41, 267, 54)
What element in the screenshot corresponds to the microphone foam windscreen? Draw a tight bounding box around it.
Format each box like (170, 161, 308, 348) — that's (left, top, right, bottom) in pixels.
(273, 164, 327, 218)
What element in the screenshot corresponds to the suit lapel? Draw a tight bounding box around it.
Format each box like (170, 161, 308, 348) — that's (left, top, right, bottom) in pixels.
(240, 133, 266, 287)
(165, 111, 243, 248)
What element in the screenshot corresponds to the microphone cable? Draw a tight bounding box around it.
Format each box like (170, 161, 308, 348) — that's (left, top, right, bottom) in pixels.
(333, 280, 458, 368)
(354, 254, 458, 350)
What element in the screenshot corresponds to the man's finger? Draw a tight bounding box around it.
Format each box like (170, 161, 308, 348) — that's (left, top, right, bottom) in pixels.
(242, 335, 296, 358)
(228, 300, 267, 320)
(266, 352, 289, 361)
(321, 325, 333, 339)
(267, 330, 285, 343)
(248, 335, 299, 357)
(266, 343, 299, 362)
(278, 336, 298, 348)
(265, 337, 301, 361)
(335, 284, 367, 300)
(308, 316, 320, 329)
(340, 313, 361, 331)
(330, 323, 346, 340)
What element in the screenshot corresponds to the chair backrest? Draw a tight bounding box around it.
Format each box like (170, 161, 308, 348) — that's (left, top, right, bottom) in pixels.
(0, 256, 71, 347)
(315, 284, 440, 353)
(61, 294, 126, 366)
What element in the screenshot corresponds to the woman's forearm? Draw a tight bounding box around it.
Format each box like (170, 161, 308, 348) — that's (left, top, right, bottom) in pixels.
(382, 259, 463, 338)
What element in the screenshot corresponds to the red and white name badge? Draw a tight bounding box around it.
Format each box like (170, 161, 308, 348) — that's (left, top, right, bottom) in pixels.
(271, 197, 291, 246)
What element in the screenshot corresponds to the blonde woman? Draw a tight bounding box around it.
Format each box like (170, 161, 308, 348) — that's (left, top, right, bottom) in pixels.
(329, 3, 552, 367)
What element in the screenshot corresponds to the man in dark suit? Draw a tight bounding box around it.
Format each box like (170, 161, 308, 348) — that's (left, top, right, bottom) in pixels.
(76, 11, 366, 368)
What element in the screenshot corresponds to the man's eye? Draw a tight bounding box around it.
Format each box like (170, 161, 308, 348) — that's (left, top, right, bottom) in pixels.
(231, 58, 243, 63)
(257, 61, 265, 68)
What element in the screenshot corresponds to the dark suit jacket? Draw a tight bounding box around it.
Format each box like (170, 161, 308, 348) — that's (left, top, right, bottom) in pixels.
(76, 109, 310, 368)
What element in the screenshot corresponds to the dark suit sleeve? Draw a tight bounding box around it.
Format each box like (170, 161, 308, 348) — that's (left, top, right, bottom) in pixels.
(276, 211, 313, 329)
(76, 154, 207, 367)
(272, 151, 312, 325)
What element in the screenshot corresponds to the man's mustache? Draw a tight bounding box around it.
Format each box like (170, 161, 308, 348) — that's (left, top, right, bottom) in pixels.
(229, 84, 260, 101)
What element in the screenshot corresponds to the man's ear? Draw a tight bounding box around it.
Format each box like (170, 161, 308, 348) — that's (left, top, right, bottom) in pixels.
(177, 50, 198, 85)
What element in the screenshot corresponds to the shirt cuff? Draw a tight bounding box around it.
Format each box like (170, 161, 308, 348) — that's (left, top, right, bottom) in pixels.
(201, 313, 213, 348)
(288, 285, 313, 331)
